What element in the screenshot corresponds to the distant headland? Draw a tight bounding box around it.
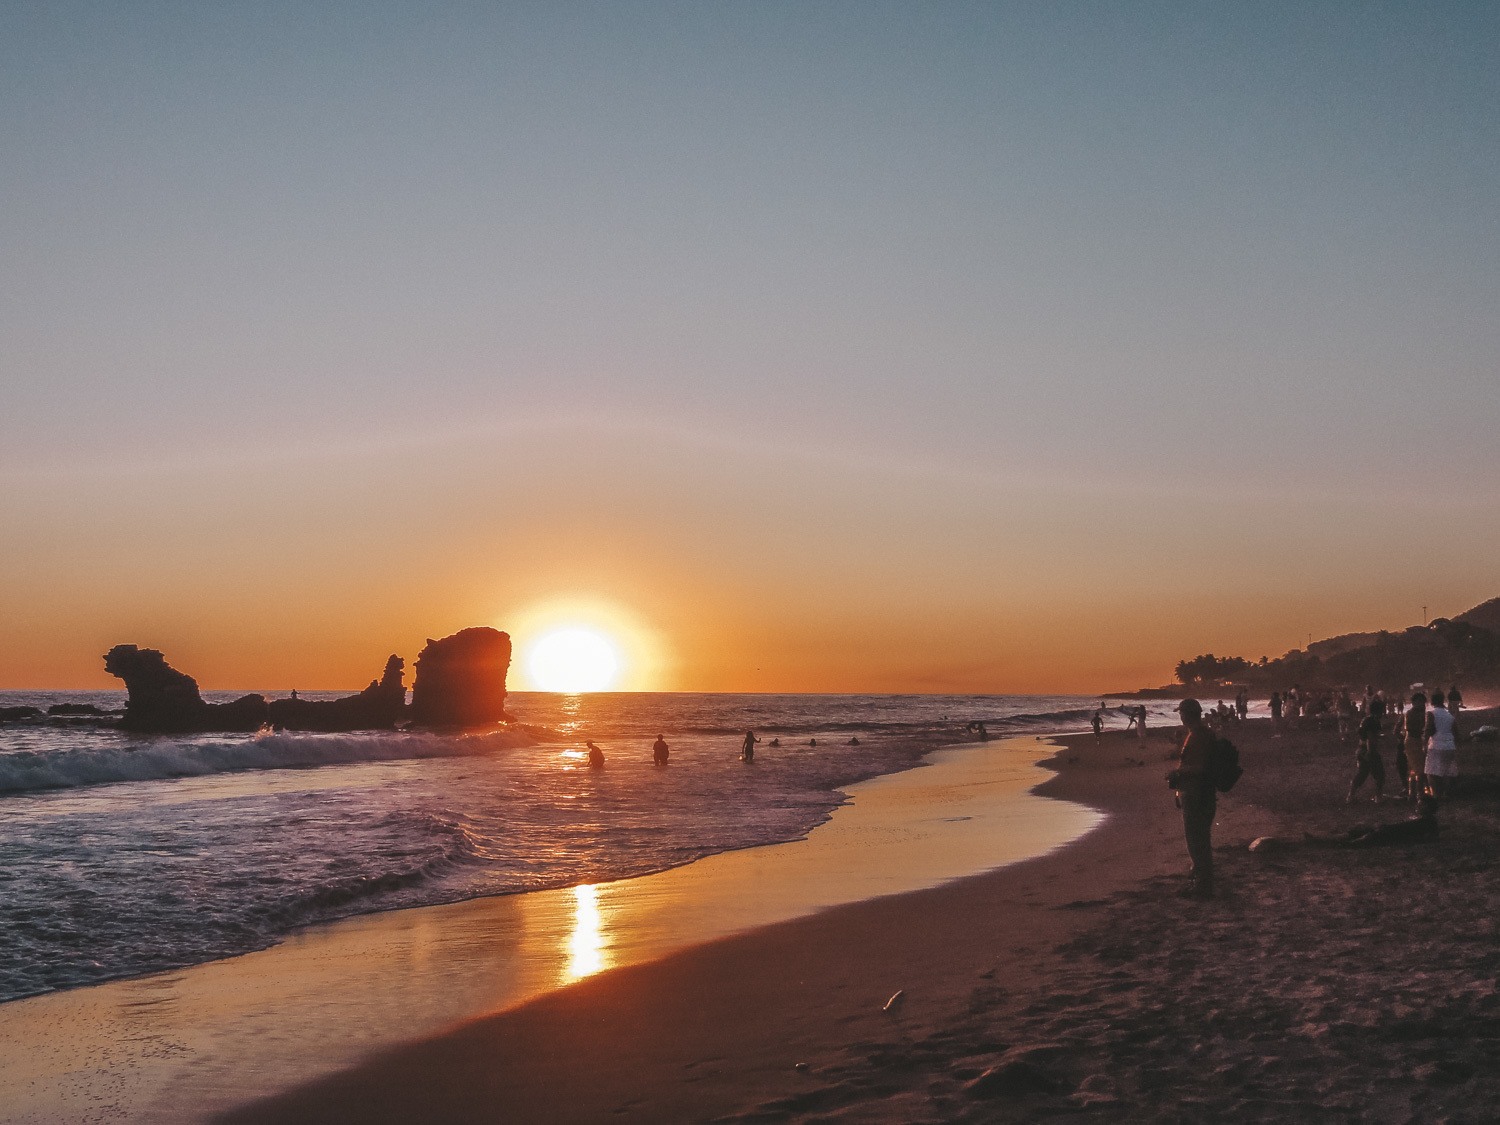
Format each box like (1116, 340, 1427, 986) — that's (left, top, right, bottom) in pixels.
(1111, 597, 1500, 699)
(100, 626, 512, 733)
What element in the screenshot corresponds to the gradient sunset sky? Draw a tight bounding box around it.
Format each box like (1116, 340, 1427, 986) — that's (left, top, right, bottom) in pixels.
(3, 2, 1497, 692)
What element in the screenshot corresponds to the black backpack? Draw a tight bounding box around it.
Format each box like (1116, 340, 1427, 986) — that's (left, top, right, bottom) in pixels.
(1211, 736, 1243, 793)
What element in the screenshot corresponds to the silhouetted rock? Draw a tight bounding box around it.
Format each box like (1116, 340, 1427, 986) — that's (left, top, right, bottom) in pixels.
(267, 656, 406, 731)
(103, 646, 406, 733)
(104, 645, 267, 732)
(410, 628, 512, 728)
(0, 706, 43, 723)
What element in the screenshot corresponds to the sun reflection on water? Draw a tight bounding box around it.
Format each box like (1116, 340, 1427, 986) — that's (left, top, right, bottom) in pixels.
(565, 883, 606, 981)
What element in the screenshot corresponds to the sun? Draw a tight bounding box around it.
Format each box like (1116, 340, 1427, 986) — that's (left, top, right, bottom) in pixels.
(526, 627, 622, 693)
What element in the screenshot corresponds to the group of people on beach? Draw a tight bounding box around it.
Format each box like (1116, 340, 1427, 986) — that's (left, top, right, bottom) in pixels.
(1167, 682, 1470, 900)
(1345, 686, 1465, 804)
(581, 728, 870, 768)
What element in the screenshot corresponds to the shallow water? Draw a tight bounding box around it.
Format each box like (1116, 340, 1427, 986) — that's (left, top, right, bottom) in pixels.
(0, 692, 1170, 1001)
(0, 735, 1101, 1125)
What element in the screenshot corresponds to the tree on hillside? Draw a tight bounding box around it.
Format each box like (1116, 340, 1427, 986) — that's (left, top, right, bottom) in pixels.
(1175, 654, 1250, 685)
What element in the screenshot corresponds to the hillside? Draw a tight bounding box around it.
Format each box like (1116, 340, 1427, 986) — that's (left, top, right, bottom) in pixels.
(1168, 596, 1500, 693)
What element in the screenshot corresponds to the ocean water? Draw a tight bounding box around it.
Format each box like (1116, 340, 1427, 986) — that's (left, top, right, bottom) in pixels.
(0, 691, 1182, 1003)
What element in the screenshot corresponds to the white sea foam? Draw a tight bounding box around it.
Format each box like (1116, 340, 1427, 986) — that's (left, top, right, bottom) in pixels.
(0, 728, 536, 795)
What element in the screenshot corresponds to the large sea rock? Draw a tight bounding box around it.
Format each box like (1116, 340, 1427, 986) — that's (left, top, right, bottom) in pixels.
(409, 627, 512, 728)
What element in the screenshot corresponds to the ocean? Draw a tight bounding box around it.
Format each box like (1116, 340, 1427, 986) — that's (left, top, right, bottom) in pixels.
(0, 691, 1182, 1003)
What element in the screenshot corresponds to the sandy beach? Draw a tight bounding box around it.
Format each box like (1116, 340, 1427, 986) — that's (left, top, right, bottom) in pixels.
(224, 711, 1500, 1124)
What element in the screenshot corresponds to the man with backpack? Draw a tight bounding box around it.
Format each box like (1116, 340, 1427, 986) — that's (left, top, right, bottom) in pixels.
(1169, 698, 1219, 899)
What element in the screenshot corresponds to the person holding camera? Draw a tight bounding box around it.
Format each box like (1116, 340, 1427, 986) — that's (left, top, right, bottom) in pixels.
(1169, 698, 1218, 900)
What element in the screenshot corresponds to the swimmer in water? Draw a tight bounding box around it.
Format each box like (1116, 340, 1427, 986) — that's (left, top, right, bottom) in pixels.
(652, 734, 669, 766)
(586, 740, 604, 769)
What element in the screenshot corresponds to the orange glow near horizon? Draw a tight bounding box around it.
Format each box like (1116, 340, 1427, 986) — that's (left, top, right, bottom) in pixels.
(525, 627, 620, 693)
(505, 598, 667, 693)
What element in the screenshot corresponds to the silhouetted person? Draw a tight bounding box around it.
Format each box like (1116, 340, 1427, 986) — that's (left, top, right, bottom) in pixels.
(809, 738, 817, 747)
(1091, 708, 1104, 742)
(741, 730, 758, 762)
(652, 734, 669, 766)
(1308, 796, 1439, 847)
(1348, 697, 1386, 803)
(1404, 692, 1428, 798)
(966, 721, 989, 741)
(1270, 690, 1283, 737)
(1448, 685, 1463, 712)
(768, 737, 780, 747)
(586, 740, 604, 769)
(290, 689, 299, 701)
(1169, 698, 1216, 899)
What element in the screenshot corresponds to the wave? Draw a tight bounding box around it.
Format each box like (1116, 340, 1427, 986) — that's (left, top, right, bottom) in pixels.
(0, 728, 536, 796)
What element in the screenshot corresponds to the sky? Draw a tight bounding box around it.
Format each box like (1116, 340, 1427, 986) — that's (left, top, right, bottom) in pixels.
(2, 2, 1498, 692)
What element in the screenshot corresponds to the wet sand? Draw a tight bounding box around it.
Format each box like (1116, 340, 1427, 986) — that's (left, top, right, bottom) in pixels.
(227, 714, 1500, 1123)
(0, 736, 1096, 1124)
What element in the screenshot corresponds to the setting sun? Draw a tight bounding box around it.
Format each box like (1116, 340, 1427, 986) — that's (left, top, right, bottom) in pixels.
(526, 627, 621, 693)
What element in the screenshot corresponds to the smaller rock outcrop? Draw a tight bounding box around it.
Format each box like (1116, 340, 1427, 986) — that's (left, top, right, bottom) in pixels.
(266, 656, 406, 731)
(410, 628, 512, 728)
(0, 706, 43, 723)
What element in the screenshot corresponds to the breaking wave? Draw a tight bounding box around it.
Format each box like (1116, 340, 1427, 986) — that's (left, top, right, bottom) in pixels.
(0, 728, 536, 795)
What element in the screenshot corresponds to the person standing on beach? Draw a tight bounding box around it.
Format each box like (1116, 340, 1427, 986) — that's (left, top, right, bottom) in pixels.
(1135, 705, 1148, 742)
(1448, 685, 1463, 712)
(1092, 708, 1104, 742)
(1169, 698, 1217, 899)
(741, 730, 758, 763)
(1270, 690, 1283, 737)
(1424, 692, 1460, 798)
(1404, 693, 1428, 798)
(1348, 697, 1386, 803)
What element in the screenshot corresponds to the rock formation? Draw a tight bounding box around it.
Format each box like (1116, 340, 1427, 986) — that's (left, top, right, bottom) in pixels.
(103, 646, 407, 733)
(104, 645, 267, 732)
(410, 627, 512, 728)
(266, 655, 406, 731)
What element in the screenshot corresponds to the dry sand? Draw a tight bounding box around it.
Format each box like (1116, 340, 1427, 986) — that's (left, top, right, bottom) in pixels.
(225, 713, 1500, 1124)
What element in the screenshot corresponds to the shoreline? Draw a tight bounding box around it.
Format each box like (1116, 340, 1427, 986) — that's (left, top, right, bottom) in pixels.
(0, 733, 1097, 1123)
(222, 728, 1185, 1124)
(227, 715, 1500, 1123)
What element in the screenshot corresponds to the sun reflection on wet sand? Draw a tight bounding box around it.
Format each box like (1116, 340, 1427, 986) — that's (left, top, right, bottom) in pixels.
(566, 884, 606, 981)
